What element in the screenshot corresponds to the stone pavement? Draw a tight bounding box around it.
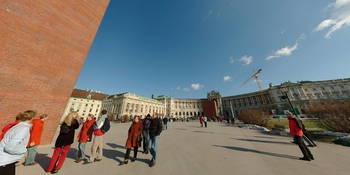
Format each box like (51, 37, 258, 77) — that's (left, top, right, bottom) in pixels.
(17, 121, 350, 175)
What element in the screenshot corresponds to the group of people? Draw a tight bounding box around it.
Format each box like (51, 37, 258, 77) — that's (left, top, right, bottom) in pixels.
(122, 114, 163, 168)
(199, 115, 208, 127)
(0, 110, 47, 175)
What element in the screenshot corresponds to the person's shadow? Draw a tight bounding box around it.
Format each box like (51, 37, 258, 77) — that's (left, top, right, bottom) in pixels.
(213, 145, 299, 160)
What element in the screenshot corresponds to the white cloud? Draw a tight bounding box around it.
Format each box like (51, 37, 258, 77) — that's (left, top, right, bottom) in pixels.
(238, 55, 253, 66)
(203, 10, 212, 21)
(223, 76, 232, 82)
(183, 88, 190, 91)
(229, 56, 234, 63)
(314, 0, 350, 38)
(191, 83, 204, 90)
(281, 29, 286, 34)
(266, 43, 298, 60)
(176, 86, 181, 90)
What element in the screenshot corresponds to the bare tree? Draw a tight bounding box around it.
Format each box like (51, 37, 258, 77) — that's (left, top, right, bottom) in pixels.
(237, 110, 270, 127)
(306, 101, 350, 133)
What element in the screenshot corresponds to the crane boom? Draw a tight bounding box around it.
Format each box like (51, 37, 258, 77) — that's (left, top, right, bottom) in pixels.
(240, 68, 270, 114)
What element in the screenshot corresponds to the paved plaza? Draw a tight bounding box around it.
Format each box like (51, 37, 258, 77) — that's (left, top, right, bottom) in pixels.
(17, 121, 350, 175)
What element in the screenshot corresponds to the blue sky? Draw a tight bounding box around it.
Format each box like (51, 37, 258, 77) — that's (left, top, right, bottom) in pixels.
(75, 0, 350, 99)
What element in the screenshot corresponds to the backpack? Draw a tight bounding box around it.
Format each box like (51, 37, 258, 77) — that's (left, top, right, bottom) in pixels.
(0, 121, 19, 141)
(143, 118, 151, 130)
(100, 118, 110, 133)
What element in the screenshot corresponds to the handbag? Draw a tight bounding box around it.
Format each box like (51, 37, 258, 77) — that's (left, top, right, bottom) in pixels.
(137, 136, 142, 142)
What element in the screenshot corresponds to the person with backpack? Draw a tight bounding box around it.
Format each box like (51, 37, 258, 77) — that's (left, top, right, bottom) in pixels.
(83, 110, 108, 164)
(0, 110, 37, 175)
(24, 114, 48, 166)
(142, 114, 151, 154)
(46, 111, 80, 174)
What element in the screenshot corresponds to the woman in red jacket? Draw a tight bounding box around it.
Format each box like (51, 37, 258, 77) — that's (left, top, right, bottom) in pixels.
(75, 114, 95, 163)
(24, 114, 48, 166)
(122, 116, 143, 164)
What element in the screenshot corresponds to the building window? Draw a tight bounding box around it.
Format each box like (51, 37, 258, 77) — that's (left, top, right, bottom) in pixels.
(89, 109, 92, 112)
(91, 104, 94, 107)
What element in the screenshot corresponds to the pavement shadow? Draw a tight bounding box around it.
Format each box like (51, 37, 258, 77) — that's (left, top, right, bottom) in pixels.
(106, 143, 125, 149)
(102, 148, 124, 164)
(174, 128, 186, 130)
(194, 130, 231, 136)
(213, 145, 299, 160)
(34, 152, 51, 171)
(233, 138, 292, 145)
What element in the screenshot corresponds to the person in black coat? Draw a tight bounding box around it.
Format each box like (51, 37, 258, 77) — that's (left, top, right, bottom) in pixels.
(147, 115, 162, 167)
(46, 112, 80, 174)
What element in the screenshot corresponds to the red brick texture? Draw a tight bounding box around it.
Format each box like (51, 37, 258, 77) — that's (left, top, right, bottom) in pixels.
(202, 100, 218, 118)
(0, 0, 109, 145)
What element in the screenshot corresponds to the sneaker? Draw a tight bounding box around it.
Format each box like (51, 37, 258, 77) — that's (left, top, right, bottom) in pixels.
(299, 157, 311, 161)
(94, 159, 102, 162)
(123, 160, 128, 164)
(310, 155, 315, 160)
(131, 157, 136, 162)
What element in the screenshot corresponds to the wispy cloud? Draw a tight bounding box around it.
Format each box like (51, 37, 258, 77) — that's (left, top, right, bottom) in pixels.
(223, 76, 232, 82)
(176, 86, 181, 90)
(203, 10, 212, 21)
(314, 0, 350, 38)
(238, 55, 253, 65)
(229, 56, 234, 64)
(281, 29, 286, 34)
(266, 43, 298, 60)
(191, 83, 204, 90)
(266, 34, 306, 60)
(183, 88, 190, 91)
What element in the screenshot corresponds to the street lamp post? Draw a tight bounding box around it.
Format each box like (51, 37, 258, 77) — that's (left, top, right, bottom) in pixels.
(280, 85, 299, 119)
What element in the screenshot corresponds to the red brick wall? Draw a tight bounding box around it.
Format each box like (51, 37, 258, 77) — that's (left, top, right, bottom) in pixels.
(0, 0, 109, 145)
(202, 100, 218, 118)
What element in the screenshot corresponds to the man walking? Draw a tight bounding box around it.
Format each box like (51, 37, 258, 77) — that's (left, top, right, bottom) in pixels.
(148, 114, 162, 167)
(142, 114, 151, 154)
(83, 110, 107, 164)
(286, 111, 314, 161)
(203, 115, 207, 128)
(162, 117, 168, 130)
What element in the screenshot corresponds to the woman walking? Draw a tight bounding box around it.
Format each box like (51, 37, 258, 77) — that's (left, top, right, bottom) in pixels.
(46, 111, 79, 174)
(122, 116, 143, 164)
(75, 114, 95, 163)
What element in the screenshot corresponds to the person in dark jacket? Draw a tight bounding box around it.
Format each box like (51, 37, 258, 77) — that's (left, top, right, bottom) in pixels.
(46, 111, 79, 174)
(286, 111, 314, 161)
(142, 114, 152, 154)
(147, 114, 162, 167)
(162, 117, 168, 130)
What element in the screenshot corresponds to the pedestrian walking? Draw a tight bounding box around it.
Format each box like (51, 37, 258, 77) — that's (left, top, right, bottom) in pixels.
(199, 116, 203, 127)
(83, 110, 108, 164)
(46, 111, 79, 174)
(142, 114, 151, 154)
(75, 114, 95, 163)
(162, 117, 168, 130)
(24, 114, 48, 166)
(203, 116, 208, 128)
(122, 116, 143, 164)
(148, 114, 162, 167)
(286, 111, 314, 161)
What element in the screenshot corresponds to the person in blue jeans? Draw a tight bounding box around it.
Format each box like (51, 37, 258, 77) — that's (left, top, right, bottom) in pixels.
(147, 114, 162, 167)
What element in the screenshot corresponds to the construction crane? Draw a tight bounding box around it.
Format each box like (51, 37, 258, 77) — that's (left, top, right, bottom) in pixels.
(240, 68, 270, 114)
